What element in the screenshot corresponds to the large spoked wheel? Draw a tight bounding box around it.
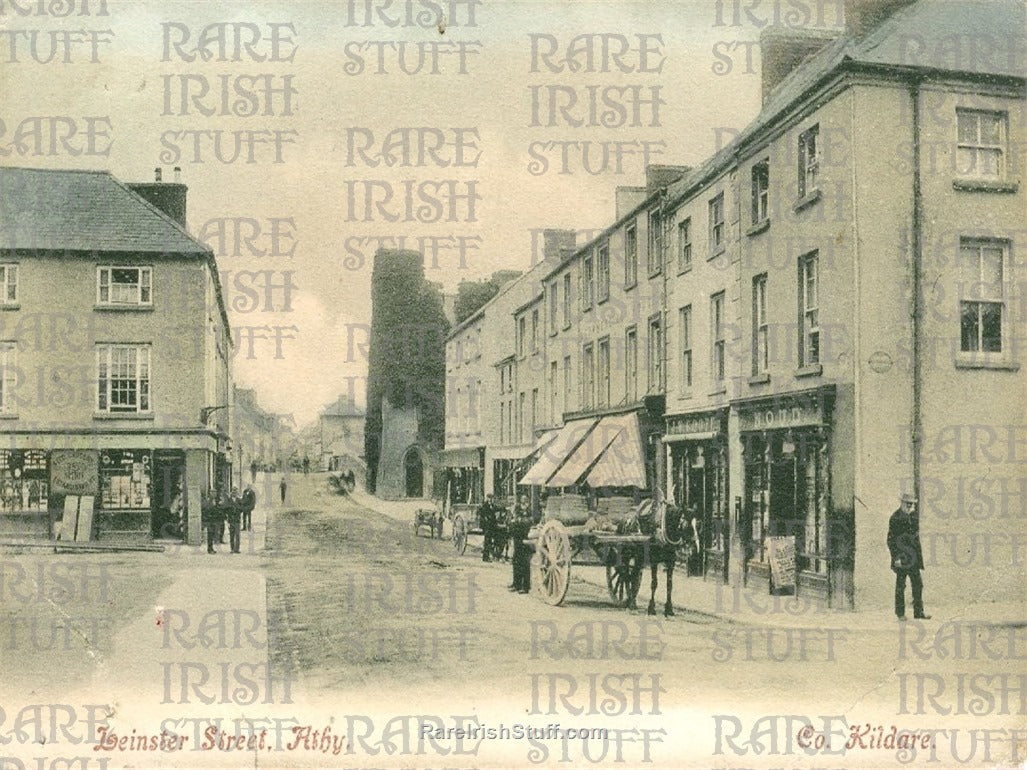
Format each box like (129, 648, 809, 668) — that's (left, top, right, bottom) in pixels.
(452, 515, 468, 555)
(534, 520, 571, 606)
(605, 549, 643, 608)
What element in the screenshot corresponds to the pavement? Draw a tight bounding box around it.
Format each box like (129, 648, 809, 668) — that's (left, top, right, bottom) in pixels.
(350, 487, 1026, 631)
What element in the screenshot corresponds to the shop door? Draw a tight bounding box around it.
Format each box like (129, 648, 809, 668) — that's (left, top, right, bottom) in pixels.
(404, 449, 424, 498)
(152, 452, 186, 539)
(768, 456, 797, 539)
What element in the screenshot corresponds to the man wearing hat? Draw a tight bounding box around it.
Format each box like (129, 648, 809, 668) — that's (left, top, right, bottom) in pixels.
(888, 492, 930, 620)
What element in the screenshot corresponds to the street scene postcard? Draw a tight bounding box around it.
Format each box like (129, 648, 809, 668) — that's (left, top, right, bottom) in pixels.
(0, 0, 1025, 768)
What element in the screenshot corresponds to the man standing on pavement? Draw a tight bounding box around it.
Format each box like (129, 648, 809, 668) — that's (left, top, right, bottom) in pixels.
(478, 494, 497, 562)
(240, 485, 256, 532)
(280, 476, 288, 504)
(226, 488, 243, 554)
(888, 492, 931, 621)
(509, 494, 534, 593)
(201, 490, 221, 555)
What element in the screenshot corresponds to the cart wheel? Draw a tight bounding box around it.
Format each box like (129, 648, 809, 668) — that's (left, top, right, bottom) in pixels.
(535, 520, 571, 606)
(605, 549, 642, 608)
(453, 515, 467, 555)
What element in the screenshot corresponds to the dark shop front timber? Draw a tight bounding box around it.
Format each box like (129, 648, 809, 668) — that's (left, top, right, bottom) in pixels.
(736, 386, 853, 608)
(664, 408, 729, 582)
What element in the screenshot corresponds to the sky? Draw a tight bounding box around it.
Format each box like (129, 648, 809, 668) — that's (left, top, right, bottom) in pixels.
(0, 0, 844, 427)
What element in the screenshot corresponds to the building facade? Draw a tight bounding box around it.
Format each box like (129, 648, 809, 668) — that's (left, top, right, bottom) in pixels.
(0, 167, 233, 545)
(319, 394, 365, 472)
(447, 0, 1025, 611)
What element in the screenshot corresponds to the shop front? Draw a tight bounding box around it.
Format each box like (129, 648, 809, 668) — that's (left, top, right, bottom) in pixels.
(664, 409, 729, 580)
(736, 386, 850, 606)
(0, 449, 52, 538)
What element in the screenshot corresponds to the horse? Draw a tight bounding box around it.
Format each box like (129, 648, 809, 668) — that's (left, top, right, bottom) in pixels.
(631, 499, 693, 617)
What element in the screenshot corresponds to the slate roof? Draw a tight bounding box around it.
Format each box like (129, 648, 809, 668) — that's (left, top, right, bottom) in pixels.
(0, 167, 210, 255)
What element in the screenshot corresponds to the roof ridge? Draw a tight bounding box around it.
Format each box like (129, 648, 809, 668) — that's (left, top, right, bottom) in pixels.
(0, 165, 108, 175)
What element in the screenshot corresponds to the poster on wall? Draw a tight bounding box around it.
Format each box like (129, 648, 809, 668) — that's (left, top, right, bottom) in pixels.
(767, 535, 797, 591)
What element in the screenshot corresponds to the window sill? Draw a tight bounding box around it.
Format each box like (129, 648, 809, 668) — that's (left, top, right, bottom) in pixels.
(746, 219, 770, 237)
(0, 303, 20, 311)
(954, 357, 1020, 371)
(708, 245, 726, 261)
(624, 280, 637, 292)
(708, 386, 727, 397)
(647, 270, 663, 280)
(677, 264, 693, 277)
(94, 304, 154, 312)
(93, 412, 154, 420)
(562, 323, 571, 331)
(793, 188, 822, 213)
(794, 364, 823, 378)
(597, 296, 609, 306)
(747, 373, 771, 385)
(952, 178, 1019, 194)
(677, 390, 693, 400)
(0, 412, 19, 419)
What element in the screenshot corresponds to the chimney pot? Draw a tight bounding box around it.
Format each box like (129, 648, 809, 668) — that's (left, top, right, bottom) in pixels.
(154, 167, 162, 183)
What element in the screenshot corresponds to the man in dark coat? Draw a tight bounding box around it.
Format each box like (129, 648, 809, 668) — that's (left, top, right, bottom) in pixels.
(477, 494, 497, 562)
(509, 495, 534, 593)
(200, 490, 222, 555)
(887, 492, 930, 620)
(240, 485, 256, 531)
(226, 488, 243, 554)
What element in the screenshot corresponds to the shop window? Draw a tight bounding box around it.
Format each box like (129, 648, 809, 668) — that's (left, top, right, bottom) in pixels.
(97, 266, 152, 307)
(0, 450, 49, 513)
(99, 450, 151, 510)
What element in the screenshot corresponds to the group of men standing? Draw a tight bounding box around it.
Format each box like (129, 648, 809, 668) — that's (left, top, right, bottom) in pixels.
(201, 486, 257, 555)
(477, 494, 537, 594)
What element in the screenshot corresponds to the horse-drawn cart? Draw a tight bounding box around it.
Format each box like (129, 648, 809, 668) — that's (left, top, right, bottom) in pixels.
(529, 498, 690, 614)
(413, 507, 444, 539)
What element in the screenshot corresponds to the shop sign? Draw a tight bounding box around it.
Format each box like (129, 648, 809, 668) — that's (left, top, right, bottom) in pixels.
(739, 396, 824, 431)
(666, 412, 721, 437)
(51, 450, 100, 496)
(768, 536, 796, 590)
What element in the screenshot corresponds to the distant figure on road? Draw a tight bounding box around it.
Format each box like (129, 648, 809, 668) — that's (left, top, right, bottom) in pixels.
(303, 457, 310, 475)
(226, 488, 242, 554)
(888, 492, 930, 621)
(240, 485, 256, 531)
(250, 461, 258, 484)
(280, 477, 288, 504)
(477, 494, 497, 563)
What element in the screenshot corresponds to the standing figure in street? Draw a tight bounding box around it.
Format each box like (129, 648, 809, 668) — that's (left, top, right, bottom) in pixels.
(478, 494, 497, 562)
(250, 461, 258, 484)
(303, 457, 310, 475)
(509, 494, 534, 593)
(201, 491, 222, 555)
(240, 485, 256, 532)
(226, 488, 243, 554)
(888, 492, 931, 620)
(280, 477, 288, 504)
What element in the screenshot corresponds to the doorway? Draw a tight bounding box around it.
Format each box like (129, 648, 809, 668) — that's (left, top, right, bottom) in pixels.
(404, 447, 424, 498)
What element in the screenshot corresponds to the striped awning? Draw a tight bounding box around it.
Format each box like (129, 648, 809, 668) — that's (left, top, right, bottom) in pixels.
(518, 418, 598, 486)
(583, 412, 647, 489)
(545, 420, 621, 487)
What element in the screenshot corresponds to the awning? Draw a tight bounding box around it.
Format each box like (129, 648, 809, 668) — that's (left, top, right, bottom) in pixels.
(545, 421, 621, 487)
(441, 446, 483, 468)
(518, 418, 598, 486)
(584, 413, 647, 488)
(532, 429, 560, 455)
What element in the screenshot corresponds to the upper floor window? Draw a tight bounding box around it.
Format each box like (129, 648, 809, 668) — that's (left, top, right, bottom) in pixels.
(752, 274, 769, 375)
(97, 344, 151, 414)
(581, 255, 594, 311)
(679, 305, 692, 390)
(647, 313, 664, 393)
(548, 282, 558, 335)
(597, 336, 611, 408)
(751, 159, 770, 225)
(799, 252, 819, 366)
(562, 272, 572, 328)
(0, 265, 18, 305)
(678, 219, 692, 273)
(709, 194, 725, 253)
(531, 307, 540, 353)
(625, 326, 638, 402)
(798, 125, 819, 198)
(582, 342, 595, 408)
(959, 238, 1007, 355)
(0, 342, 16, 413)
(98, 266, 152, 307)
(562, 355, 572, 412)
(648, 209, 663, 276)
(625, 224, 638, 287)
(517, 316, 527, 357)
(549, 360, 558, 423)
(956, 109, 1006, 180)
(711, 292, 726, 383)
(597, 243, 610, 302)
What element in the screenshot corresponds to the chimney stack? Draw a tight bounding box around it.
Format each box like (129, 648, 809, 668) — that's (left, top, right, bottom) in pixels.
(759, 27, 839, 104)
(129, 169, 188, 228)
(844, 0, 916, 38)
(542, 228, 577, 262)
(645, 164, 690, 196)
